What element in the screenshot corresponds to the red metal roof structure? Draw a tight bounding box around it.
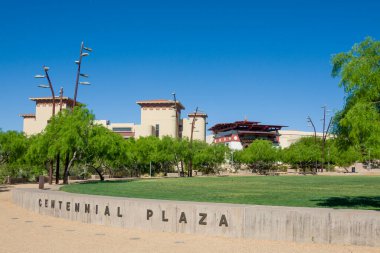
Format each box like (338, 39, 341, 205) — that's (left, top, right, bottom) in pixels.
(209, 120, 287, 147)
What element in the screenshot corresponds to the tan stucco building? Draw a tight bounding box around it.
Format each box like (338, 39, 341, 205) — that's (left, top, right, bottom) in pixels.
(20, 97, 76, 136)
(182, 112, 207, 141)
(96, 99, 208, 141)
(21, 97, 208, 142)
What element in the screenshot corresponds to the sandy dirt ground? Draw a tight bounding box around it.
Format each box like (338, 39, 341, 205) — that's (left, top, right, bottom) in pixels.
(0, 184, 379, 253)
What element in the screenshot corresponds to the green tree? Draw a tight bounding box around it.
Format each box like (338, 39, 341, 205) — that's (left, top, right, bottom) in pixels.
(81, 124, 129, 181)
(134, 136, 160, 176)
(42, 107, 95, 184)
(0, 130, 29, 165)
(331, 37, 380, 159)
(192, 142, 228, 174)
(328, 140, 361, 172)
(0, 130, 30, 181)
(234, 140, 279, 174)
(25, 133, 51, 179)
(282, 137, 321, 173)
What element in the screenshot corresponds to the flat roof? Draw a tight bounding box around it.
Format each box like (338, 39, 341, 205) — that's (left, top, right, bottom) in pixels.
(19, 113, 36, 118)
(136, 99, 185, 110)
(29, 97, 82, 105)
(188, 112, 208, 117)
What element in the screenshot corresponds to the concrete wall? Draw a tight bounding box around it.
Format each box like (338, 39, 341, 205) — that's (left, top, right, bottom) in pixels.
(12, 188, 380, 247)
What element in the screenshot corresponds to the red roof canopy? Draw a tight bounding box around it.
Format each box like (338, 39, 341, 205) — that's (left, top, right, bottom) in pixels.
(209, 120, 286, 133)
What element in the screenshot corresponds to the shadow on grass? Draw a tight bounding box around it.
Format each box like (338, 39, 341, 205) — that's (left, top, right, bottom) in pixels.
(313, 196, 380, 211)
(73, 179, 138, 185)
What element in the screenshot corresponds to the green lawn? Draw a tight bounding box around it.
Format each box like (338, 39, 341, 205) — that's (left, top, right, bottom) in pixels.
(60, 176, 380, 210)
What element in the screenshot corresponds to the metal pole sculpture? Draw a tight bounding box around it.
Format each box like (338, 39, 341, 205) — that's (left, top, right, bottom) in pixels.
(73, 41, 92, 109)
(35, 66, 56, 185)
(59, 87, 64, 112)
(172, 92, 178, 138)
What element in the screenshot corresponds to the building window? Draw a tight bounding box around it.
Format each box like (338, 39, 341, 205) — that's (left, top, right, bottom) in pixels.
(112, 127, 132, 132)
(155, 124, 160, 137)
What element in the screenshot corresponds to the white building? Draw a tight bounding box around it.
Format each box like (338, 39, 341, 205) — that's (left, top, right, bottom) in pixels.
(206, 130, 327, 150)
(278, 130, 325, 149)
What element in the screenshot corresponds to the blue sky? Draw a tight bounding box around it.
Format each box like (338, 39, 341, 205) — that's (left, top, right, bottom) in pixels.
(1, 0, 379, 133)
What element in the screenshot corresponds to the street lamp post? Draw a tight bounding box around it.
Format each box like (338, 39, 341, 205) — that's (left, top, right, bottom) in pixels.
(59, 87, 64, 112)
(307, 116, 317, 142)
(55, 87, 64, 185)
(172, 92, 178, 138)
(35, 66, 56, 185)
(35, 66, 56, 116)
(73, 41, 92, 109)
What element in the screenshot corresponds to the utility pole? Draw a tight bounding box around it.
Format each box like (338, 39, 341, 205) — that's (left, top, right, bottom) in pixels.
(188, 107, 199, 177)
(321, 106, 332, 173)
(307, 116, 317, 173)
(172, 92, 185, 177)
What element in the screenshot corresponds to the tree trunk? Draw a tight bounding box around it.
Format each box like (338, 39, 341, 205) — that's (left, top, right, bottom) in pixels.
(48, 160, 53, 185)
(55, 153, 60, 185)
(94, 167, 104, 181)
(63, 151, 77, 184)
(188, 160, 193, 177)
(63, 153, 70, 184)
(174, 155, 180, 175)
(180, 160, 184, 176)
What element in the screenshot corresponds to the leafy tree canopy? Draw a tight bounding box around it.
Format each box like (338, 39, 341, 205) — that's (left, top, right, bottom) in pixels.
(331, 37, 380, 158)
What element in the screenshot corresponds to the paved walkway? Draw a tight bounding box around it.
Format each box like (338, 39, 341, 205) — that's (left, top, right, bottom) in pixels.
(1, 184, 379, 253)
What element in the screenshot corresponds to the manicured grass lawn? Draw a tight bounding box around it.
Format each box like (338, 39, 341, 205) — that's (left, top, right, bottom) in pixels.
(61, 176, 380, 210)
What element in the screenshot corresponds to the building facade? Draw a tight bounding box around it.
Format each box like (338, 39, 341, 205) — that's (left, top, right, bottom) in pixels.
(277, 130, 325, 149)
(21, 97, 208, 142)
(209, 120, 286, 150)
(20, 97, 75, 136)
(97, 99, 208, 141)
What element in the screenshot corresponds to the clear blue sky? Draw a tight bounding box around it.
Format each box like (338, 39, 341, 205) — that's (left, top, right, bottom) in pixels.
(1, 0, 379, 133)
